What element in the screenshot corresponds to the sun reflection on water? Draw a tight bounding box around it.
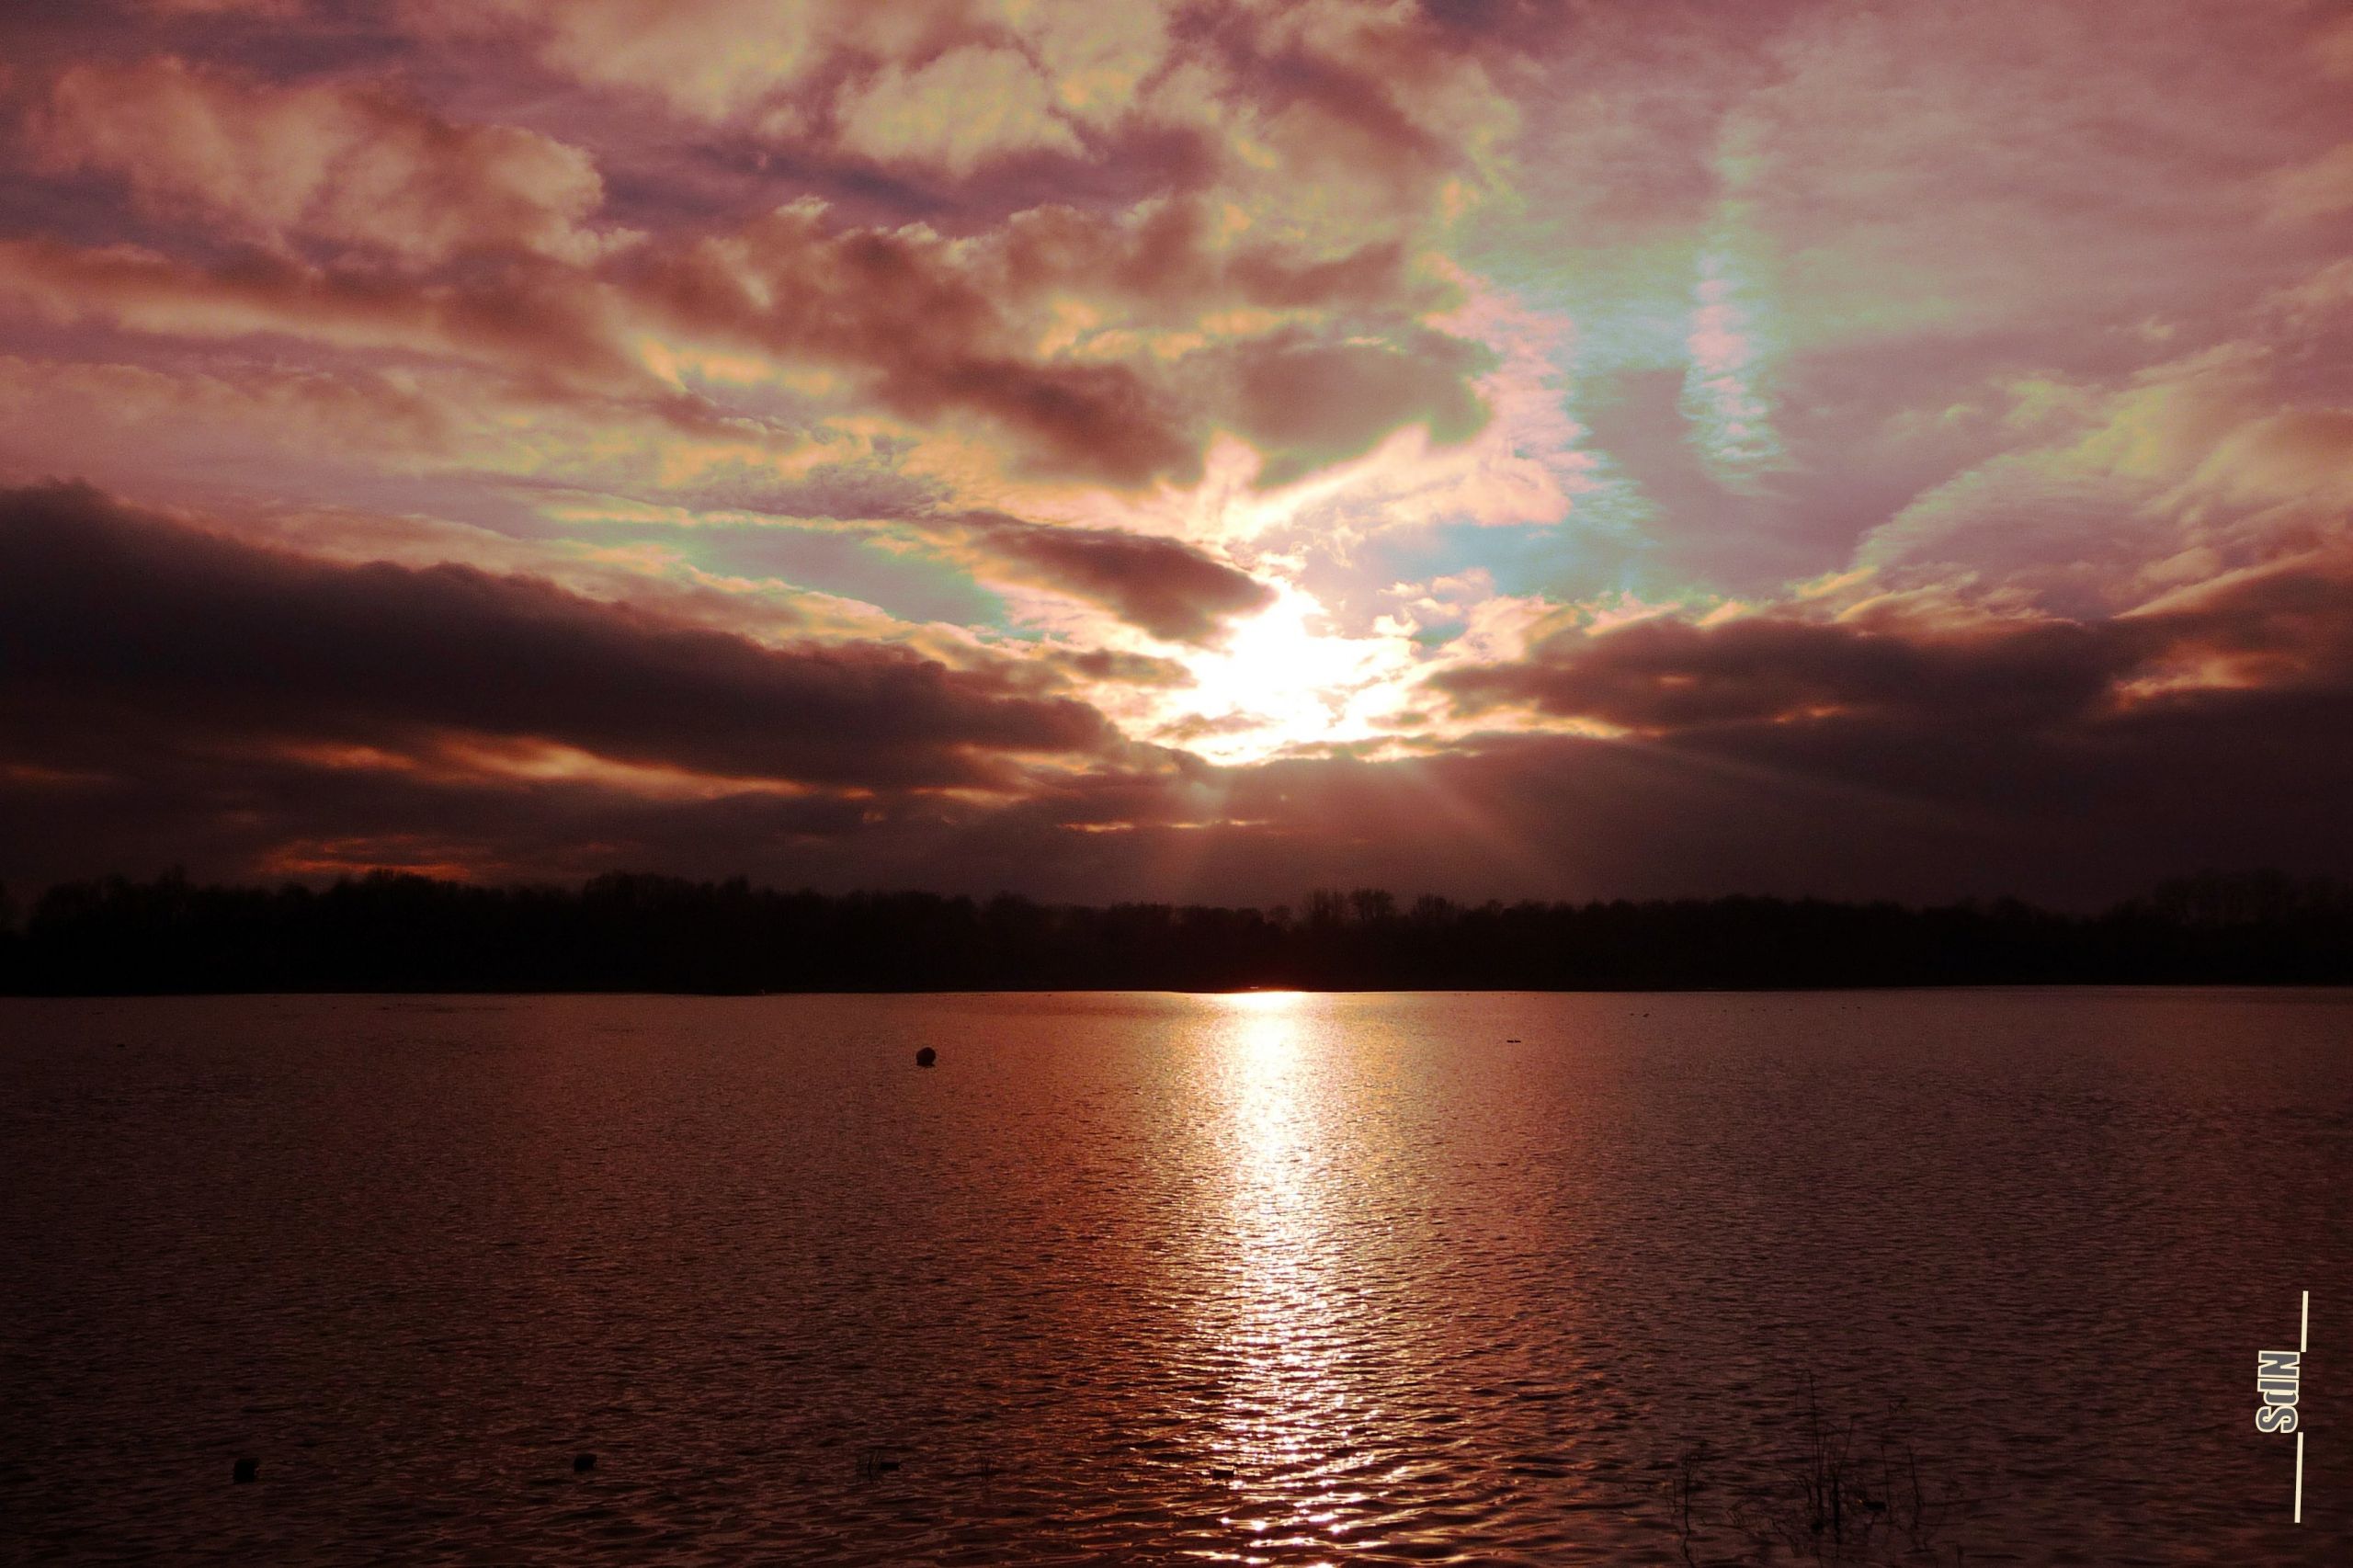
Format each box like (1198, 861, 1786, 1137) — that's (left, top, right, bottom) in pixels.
(1203, 990, 1373, 1560)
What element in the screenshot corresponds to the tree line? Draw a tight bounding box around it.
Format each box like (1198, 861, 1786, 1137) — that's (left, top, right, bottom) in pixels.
(1, 868, 2349, 994)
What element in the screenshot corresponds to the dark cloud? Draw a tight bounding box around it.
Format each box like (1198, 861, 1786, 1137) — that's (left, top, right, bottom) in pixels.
(6, 487, 2353, 905)
(1051, 648, 1196, 687)
(1433, 611, 2140, 732)
(0, 484, 1113, 794)
(960, 512, 1273, 644)
(1434, 555, 2353, 742)
(672, 482, 1273, 643)
(1393, 566, 2353, 901)
(955, 649, 2353, 908)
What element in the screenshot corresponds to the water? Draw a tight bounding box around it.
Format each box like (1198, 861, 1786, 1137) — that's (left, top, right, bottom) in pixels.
(3, 989, 2347, 1564)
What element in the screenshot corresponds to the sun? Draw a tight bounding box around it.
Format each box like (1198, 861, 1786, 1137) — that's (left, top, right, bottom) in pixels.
(1154, 583, 1420, 765)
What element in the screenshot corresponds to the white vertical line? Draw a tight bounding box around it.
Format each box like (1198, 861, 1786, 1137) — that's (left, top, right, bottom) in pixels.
(2295, 1291, 2310, 1524)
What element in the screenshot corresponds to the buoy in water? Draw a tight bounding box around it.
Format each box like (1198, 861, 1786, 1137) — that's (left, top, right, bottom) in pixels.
(915, 1047, 937, 1068)
(233, 1457, 259, 1484)
(573, 1452, 597, 1473)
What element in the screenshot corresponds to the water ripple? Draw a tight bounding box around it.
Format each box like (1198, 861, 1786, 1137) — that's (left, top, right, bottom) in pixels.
(1, 988, 2347, 1563)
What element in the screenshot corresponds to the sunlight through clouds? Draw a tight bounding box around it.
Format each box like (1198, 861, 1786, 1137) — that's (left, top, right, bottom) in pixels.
(6, 0, 2353, 900)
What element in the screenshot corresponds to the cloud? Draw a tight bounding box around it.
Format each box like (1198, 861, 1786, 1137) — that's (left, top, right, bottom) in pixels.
(1222, 326, 1492, 485)
(622, 198, 1480, 486)
(6, 494, 2353, 906)
(2267, 142, 2353, 223)
(1051, 647, 1195, 687)
(1839, 338, 2353, 617)
(7, 0, 2353, 905)
(835, 44, 1084, 175)
(1432, 611, 2141, 733)
(381, 0, 1509, 265)
(144, 0, 303, 14)
(665, 488, 1276, 644)
(401, 0, 1176, 165)
(29, 57, 612, 265)
(0, 484, 1115, 795)
(402, 0, 836, 124)
(825, 6, 1176, 173)
(0, 351, 452, 481)
(1432, 552, 2353, 757)
(956, 512, 1273, 643)
(0, 235, 665, 415)
(622, 204, 1199, 483)
(0, 185, 1487, 497)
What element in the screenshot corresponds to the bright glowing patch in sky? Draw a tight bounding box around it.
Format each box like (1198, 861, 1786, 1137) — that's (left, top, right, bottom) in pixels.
(1157, 584, 1422, 764)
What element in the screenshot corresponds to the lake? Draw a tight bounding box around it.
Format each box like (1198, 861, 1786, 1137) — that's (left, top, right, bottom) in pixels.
(3, 990, 2347, 1563)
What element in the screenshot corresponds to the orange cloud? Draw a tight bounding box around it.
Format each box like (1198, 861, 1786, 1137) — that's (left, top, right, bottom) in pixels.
(835, 44, 1084, 174)
(404, 0, 840, 123)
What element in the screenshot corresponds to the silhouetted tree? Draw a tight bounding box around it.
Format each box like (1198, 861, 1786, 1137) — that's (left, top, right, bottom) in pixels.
(4, 868, 2348, 994)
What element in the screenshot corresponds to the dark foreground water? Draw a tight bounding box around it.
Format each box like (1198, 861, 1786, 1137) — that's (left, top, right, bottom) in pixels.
(2, 990, 2347, 1565)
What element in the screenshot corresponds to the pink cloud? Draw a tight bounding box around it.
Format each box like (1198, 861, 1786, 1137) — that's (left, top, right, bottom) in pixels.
(30, 56, 612, 265)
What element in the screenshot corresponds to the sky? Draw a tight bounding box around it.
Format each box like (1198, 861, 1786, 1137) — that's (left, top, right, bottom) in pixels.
(4, 0, 2353, 907)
